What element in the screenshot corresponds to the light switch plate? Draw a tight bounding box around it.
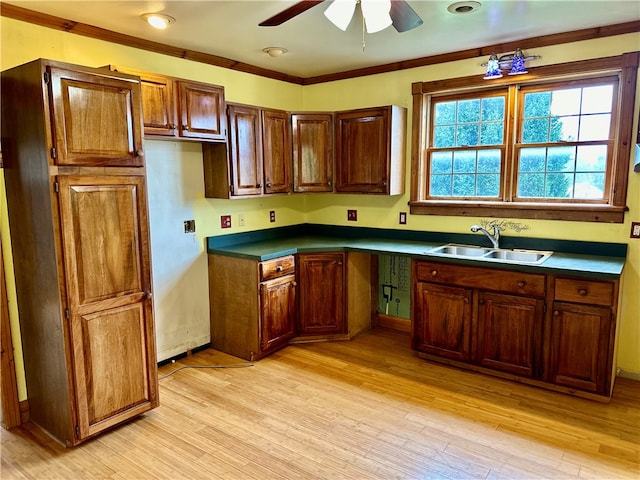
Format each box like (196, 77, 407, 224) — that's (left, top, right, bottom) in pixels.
(221, 215, 231, 229)
(347, 209, 357, 221)
(399, 212, 407, 225)
(631, 221, 640, 239)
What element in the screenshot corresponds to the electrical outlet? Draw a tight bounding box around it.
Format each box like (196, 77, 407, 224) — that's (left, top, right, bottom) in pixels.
(270, 210, 276, 223)
(183, 219, 196, 233)
(631, 222, 640, 239)
(399, 212, 407, 225)
(220, 215, 231, 229)
(238, 213, 246, 227)
(347, 209, 357, 221)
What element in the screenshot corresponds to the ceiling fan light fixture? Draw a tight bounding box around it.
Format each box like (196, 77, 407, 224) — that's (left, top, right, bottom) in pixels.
(141, 13, 175, 30)
(447, 1, 481, 14)
(361, 0, 392, 33)
(324, 0, 357, 31)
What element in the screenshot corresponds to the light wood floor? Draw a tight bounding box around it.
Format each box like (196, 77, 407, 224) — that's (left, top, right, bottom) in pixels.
(2, 328, 639, 479)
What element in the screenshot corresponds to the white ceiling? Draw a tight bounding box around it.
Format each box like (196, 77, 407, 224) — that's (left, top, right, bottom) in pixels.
(4, 0, 640, 79)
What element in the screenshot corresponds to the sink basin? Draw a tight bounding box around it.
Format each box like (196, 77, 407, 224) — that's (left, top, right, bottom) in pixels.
(429, 243, 552, 265)
(483, 249, 552, 264)
(430, 244, 491, 257)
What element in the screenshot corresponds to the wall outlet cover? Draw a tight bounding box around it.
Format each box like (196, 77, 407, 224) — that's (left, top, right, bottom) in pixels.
(238, 213, 246, 227)
(183, 219, 196, 233)
(631, 221, 640, 239)
(347, 209, 357, 221)
(270, 210, 276, 223)
(399, 212, 407, 225)
(221, 215, 231, 229)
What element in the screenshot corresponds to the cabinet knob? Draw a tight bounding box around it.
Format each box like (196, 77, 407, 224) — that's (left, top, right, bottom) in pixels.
(578, 288, 587, 296)
(168, 124, 176, 130)
(517, 281, 526, 288)
(182, 125, 189, 130)
(145, 292, 153, 300)
(479, 299, 484, 305)
(431, 270, 438, 277)
(553, 310, 560, 316)
(276, 265, 283, 272)
(136, 150, 144, 157)
(265, 182, 271, 188)
(257, 183, 262, 188)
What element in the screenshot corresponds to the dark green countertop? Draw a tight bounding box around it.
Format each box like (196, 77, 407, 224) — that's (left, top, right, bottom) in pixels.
(207, 225, 626, 279)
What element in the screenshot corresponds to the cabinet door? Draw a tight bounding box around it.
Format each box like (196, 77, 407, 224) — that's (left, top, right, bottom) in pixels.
(49, 66, 144, 167)
(57, 175, 158, 441)
(548, 302, 613, 393)
(260, 274, 297, 353)
(292, 113, 334, 192)
(477, 292, 543, 377)
(413, 282, 472, 361)
(228, 104, 263, 196)
(298, 253, 345, 335)
(177, 80, 226, 141)
(335, 108, 388, 193)
(137, 72, 176, 136)
(262, 109, 292, 194)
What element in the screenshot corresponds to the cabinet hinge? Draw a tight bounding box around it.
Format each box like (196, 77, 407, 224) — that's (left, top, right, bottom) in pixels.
(229, 185, 234, 194)
(75, 425, 80, 437)
(50, 147, 57, 159)
(54, 182, 59, 193)
(543, 303, 547, 313)
(43, 72, 50, 84)
(65, 308, 70, 319)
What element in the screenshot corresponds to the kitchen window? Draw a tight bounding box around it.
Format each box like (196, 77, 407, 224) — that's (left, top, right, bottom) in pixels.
(410, 53, 639, 223)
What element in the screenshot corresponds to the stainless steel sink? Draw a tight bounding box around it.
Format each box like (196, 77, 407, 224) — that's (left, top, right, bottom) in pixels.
(429, 244, 491, 257)
(429, 243, 552, 265)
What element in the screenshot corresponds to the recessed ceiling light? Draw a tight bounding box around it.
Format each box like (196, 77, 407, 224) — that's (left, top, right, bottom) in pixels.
(141, 13, 175, 30)
(447, 1, 481, 14)
(262, 47, 288, 58)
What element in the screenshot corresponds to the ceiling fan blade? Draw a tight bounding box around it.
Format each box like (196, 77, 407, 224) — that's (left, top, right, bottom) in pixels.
(259, 0, 326, 26)
(390, 0, 423, 32)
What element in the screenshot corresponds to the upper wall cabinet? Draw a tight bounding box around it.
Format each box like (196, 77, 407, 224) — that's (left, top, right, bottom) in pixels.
(203, 104, 291, 198)
(107, 66, 226, 142)
(291, 113, 334, 193)
(335, 106, 406, 195)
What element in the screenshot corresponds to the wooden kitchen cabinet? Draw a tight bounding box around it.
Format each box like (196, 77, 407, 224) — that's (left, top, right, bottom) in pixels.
(297, 253, 346, 336)
(1, 59, 158, 446)
(412, 260, 545, 378)
(547, 276, 618, 395)
(107, 66, 226, 141)
(209, 254, 297, 360)
(203, 105, 291, 198)
(292, 113, 334, 193)
(335, 106, 406, 195)
(413, 282, 472, 361)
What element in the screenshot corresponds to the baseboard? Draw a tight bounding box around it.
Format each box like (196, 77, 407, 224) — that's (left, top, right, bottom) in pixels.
(157, 343, 211, 367)
(19, 399, 29, 424)
(617, 369, 640, 381)
(377, 313, 411, 333)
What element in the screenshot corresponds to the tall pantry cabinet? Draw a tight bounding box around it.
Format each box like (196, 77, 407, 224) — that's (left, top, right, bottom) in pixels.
(1, 59, 159, 446)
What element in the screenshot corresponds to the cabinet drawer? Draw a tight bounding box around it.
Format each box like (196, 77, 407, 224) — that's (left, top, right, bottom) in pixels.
(554, 278, 615, 307)
(414, 261, 545, 297)
(260, 255, 295, 281)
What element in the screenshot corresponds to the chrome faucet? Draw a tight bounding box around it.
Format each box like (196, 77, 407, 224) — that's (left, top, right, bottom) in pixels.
(470, 224, 500, 248)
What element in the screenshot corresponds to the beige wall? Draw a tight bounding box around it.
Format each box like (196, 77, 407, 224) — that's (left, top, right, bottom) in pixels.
(2, 17, 639, 402)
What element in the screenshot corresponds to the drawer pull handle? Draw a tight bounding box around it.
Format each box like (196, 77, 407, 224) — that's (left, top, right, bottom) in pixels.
(431, 270, 438, 277)
(276, 265, 283, 272)
(517, 281, 526, 288)
(578, 288, 587, 296)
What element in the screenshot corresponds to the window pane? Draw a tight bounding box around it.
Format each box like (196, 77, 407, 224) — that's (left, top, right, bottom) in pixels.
(550, 88, 581, 116)
(457, 99, 480, 123)
(578, 114, 611, 141)
(576, 145, 607, 172)
(481, 97, 505, 121)
(431, 151, 453, 174)
(477, 174, 500, 197)
(453, 174, 475, 196)
(545, 173, 572, 198)
(556, 116, 578, 141)
(519, 148, 546, 172)
(517, 173, 545, 197)
(581, 85, 613, 114)
(480, 122, 504, 145)
(522, 118, 549, 143)
(547, 146, 575, 172)
(574, 173, 605, 199)
(456, 124, 479, 146)
(523, 92, 551, 117)
(453, 151, 476, 172)
(478, 150, 501, 173)
(431, 175, 452, 196)
(434, 102, 456, 125)
(434, 125, 455, 147)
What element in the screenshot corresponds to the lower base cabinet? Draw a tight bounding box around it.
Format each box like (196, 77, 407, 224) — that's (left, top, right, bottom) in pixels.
(412, 260, 620, 400)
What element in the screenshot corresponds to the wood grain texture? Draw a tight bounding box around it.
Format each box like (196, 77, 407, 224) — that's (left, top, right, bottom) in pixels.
(2, 328, 638, 479)
(291, 113, 334, 193)
(1, 242, 21, 429)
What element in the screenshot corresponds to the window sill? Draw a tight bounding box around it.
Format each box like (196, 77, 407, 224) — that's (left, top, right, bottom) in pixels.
(408, 201, 628, 223)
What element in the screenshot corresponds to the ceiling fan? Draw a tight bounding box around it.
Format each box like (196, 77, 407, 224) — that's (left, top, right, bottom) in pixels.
(259, 0, 424, 33)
